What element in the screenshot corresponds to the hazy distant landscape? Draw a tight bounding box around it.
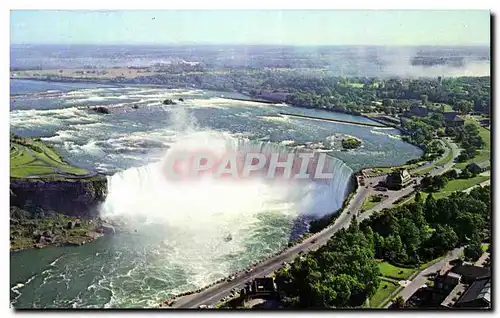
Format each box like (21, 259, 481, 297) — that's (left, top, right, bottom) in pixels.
(10, 10, 491, 311)
(11, 44, 490, 77)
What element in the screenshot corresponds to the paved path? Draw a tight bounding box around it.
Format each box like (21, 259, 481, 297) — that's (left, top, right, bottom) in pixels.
(170, 177, 411, 308)
(384, 247, 464, 308)
(169, 139, 466, 308)
(463, 179, 490, 194)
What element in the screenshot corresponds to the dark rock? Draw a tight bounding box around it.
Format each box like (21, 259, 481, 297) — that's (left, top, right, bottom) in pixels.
(10, 176, 108, 219)
(90, 106, 110, 114)
(75, 220, 82, 228)
(67, 221, 75, 229)
(42, 230, 52, 238)
(10, 206, 31, 220)
(162, 99, 177, 105)
(178, 98, 184, 102)
(132, 105, 139, 109)
(99, 223, 115, 235)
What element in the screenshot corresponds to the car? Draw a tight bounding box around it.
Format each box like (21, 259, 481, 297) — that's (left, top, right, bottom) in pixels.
(311, 239, 317, 244)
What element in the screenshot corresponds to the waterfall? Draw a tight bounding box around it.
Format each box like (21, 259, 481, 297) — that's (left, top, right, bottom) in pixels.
(98, 131, 353, 286)
(100, 131, 353, 223)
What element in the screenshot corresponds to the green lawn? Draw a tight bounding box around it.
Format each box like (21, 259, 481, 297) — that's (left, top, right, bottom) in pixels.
(361, 195, 387, 211)
(413, 140, 454, 176)
(400, 175, 489, 204)
(481, 243, 490, 253)
(439, 175, 489, 193)
(10, 137, 89, 178)
(419, 255, 445, 269)
(455, 118, 491, 169)
(377, 261, 417, 280)
(441, 104, 454, 112)
(369, 280, 399, 308)
(346, 82, 364, 88)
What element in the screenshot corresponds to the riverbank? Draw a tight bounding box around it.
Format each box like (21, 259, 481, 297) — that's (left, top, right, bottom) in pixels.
(10, 136, 110, 252)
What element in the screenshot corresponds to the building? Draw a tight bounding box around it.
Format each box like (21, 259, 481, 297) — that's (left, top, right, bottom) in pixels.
(433, 261, 491, 309)
(443, 112, 465, 127)
(385, 169, 412, 190)
(454, 277, 491, 308)
(479, 118, 490, 127)
(409, 104, 430, 117)
(241, 277, 278, 299)
(466, 161, 490, 174)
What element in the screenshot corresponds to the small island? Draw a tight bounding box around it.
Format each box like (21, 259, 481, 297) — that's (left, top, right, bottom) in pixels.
(342, 137, 362, 149)
(90, 106, 110, 114)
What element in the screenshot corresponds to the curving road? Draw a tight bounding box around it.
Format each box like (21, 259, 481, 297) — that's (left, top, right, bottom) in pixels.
(169, 176, 413, 308)
(384, 247, 464, 308)
(168, 140, 463, 308)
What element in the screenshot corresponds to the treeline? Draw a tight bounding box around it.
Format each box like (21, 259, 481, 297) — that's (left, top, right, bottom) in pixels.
(270, 76, 489, 115)
(420, 168, 478, 192)
(275, 223, 380, 308)
(446, 123, 486, 162)
(93, 70, 491, 115)
(369, 186, 489, 266)
(275, 186, 490, 308)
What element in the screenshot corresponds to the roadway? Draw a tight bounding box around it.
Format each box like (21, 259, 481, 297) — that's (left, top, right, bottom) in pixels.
(169, 175, 412, 308)
(168, 140, 464, 308)
(384, 247, 464, 308)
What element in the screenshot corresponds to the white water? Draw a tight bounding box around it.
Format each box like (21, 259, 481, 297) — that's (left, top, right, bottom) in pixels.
(99, 129, 353, 284)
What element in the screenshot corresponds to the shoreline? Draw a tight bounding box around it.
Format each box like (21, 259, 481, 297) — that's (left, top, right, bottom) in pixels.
(10, 78, 425, 307)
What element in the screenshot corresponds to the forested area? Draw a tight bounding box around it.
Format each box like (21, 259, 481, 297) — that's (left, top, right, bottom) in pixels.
(275, 186, 490, 308)
(446, 123, 486, 162)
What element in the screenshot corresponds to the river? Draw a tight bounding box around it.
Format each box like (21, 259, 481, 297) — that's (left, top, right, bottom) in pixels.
(10, 79, 422, 308)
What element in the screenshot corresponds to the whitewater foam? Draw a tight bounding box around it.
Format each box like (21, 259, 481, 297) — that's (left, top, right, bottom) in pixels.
(99, 130, 353, 292)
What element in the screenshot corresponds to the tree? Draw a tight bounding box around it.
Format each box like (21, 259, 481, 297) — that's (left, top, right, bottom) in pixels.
(443, 169, 458, 180)
(454, 100, 474, 114)
(464, 238, 483, 262)
(425, 224, 458, 257)
(392, 296, 406, 309)
(415, 191, 422, 203)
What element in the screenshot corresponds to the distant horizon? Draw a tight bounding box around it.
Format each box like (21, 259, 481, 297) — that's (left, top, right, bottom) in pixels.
(11, 10, 490, 46)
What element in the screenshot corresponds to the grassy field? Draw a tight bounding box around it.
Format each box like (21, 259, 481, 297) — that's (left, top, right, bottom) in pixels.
(400, 174, 489, 205)
(10, 136, 89, 178)
(435, 175, 490, 198)
(361, 195, 387, 211)
(481, 243, 490, 253)
(413, 141, 454, 176)
(346, 82, 365, 88)
(456, 118, 491, 169)
(377, 261, 417, 280)
(369, 280, 399, 308)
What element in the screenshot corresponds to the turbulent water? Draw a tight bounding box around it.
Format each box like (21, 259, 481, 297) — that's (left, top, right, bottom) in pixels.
(10, 79, 422, 308)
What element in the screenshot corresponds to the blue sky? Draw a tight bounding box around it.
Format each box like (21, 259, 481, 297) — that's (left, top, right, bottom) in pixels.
(11, 10, 490, 46)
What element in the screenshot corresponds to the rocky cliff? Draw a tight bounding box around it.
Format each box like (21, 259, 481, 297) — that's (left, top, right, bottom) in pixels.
(10, 175, 108, 219)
